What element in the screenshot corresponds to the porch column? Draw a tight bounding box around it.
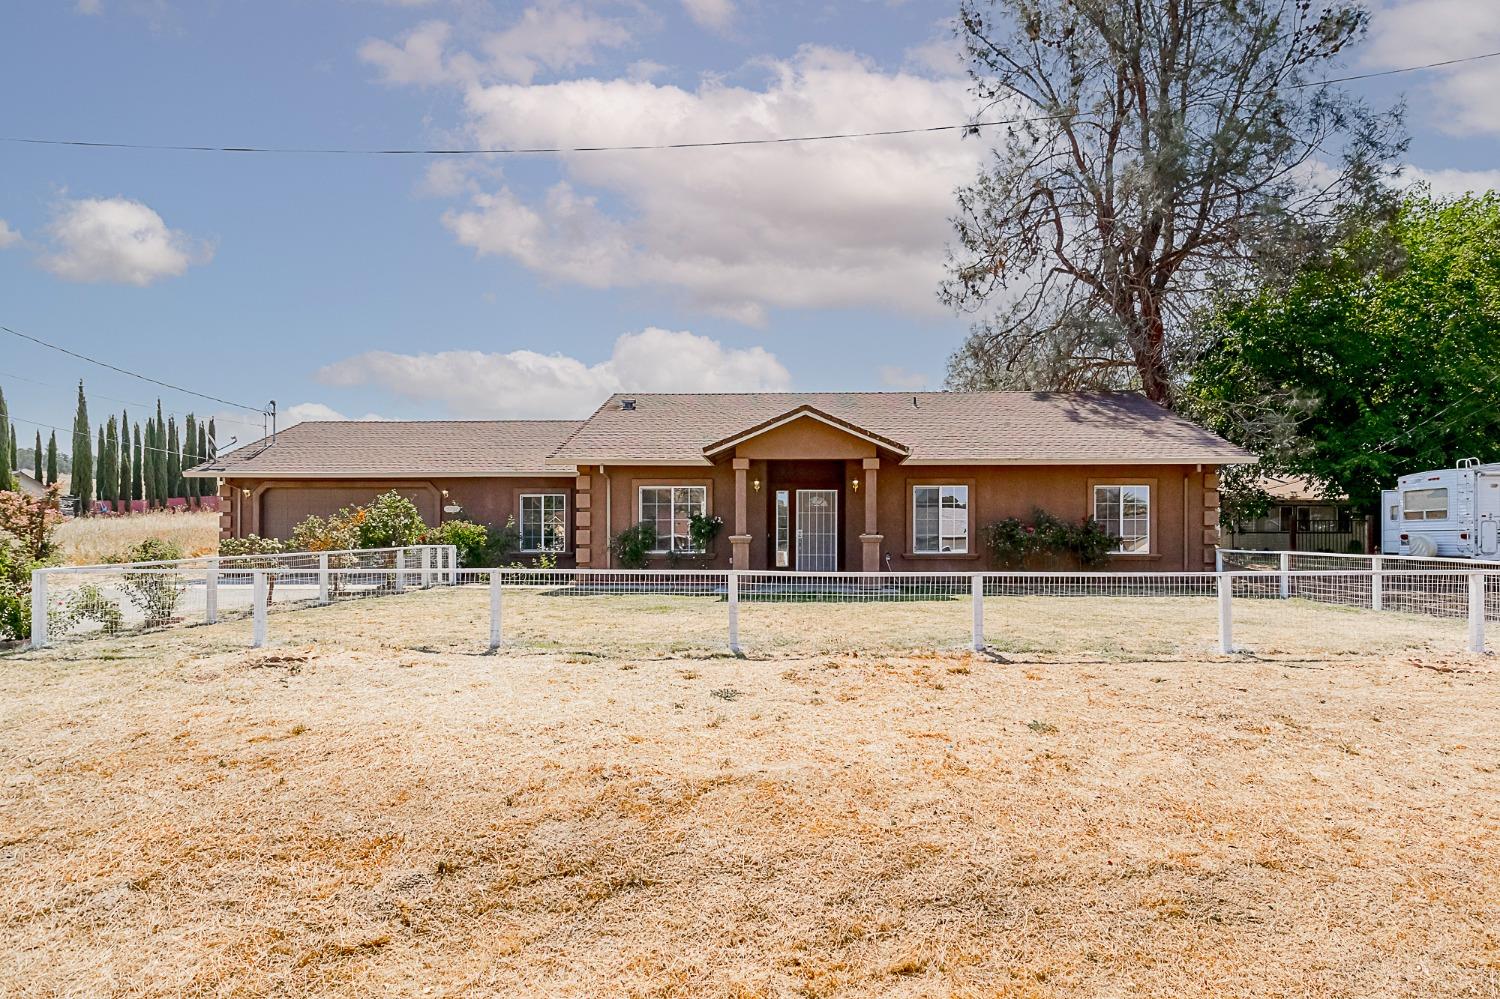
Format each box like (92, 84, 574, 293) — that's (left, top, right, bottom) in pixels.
(730, 457, 752, 569)
(859, 457, 882, 572)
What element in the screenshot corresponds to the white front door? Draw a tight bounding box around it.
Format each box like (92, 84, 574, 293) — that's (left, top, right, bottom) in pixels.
(795, 489, 838, 571)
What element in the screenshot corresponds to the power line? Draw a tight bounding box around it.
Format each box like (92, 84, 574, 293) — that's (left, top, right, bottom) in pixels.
(2, 49, 1494, 157)
(8, 413, 223, 462)
(0, 323, 266, 415)
(1369, 364, 1500, 454)
(0, 367, 266, 431)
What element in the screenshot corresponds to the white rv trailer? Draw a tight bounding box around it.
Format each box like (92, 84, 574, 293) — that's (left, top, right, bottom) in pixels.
(1380, 458, 1500, 557)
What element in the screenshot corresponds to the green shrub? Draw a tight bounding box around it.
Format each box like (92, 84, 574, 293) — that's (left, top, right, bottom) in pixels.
(288, 509, 360, 553)
(49, 583, 124, 637)
(357, 491, 427, 549)
(106, 539, 187, 628)
(688, 512, 724, 554)
(609, 522, 658, 569)
(982, 509, 1120, 569)
(423, 520, 491, 567)
(218, 535, 286, 560)
(0, 545, 37, 641)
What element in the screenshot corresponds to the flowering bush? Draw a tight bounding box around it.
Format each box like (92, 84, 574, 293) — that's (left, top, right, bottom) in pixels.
(981, 509, 1120, 569)
(356, 491, 427, 549)
(288, 509, 361, 554)
(610, 522, 658, 569)
(422, 519, 491, 567)
(687, 512, 724, 554)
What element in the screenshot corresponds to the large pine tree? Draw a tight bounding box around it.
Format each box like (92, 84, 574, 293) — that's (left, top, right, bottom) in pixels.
(45, 431, 58, 486)
(132, 422, 143, 502)
(72, 381, 93, 510)
(0, 386, 12, 492)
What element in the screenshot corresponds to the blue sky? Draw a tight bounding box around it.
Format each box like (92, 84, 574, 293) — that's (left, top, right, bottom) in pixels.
(1, 0, 1497, 451)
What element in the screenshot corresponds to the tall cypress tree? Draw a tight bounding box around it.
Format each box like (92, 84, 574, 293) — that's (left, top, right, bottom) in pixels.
(118, 410, 131, 510)
(166, 416, 181, 501)
(95, 425, 107, 504)
(72, 381, 93, 510)
(8, 423, 16, 480)
(154, 402, 168, 504)
(183, 413, 198, 501)
(102, 417, 118, 504)
(144, 417, 158, 506)
(33, 430, 42, 482)
(45, 431, 58, 486)
(0, 386, 12, 492)
(132, 422, 143, 502)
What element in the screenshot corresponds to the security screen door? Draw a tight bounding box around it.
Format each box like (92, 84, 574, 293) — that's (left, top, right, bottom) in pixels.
(795, 489, 838, 571)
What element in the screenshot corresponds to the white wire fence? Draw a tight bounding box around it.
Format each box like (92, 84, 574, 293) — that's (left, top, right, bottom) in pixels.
(29, 545, 458, 647)
(28, 553, 1494, 658)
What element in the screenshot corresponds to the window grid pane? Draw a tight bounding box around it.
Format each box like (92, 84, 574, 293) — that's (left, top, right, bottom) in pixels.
(1094, 485, 1149, 554)
(914, 486, 940, 554)
(640, 486, 706, 552)
(520, 493, 566, 552)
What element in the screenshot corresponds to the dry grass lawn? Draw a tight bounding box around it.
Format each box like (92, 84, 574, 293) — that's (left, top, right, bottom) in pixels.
(2, 590, 1497, 998)
(53, 509, 221, 565)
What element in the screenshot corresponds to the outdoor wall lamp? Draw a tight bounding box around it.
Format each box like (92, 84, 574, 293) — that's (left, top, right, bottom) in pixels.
(241, 488, 251, 497)
(851, 478, 861, 492)
(752, 478, 761, 492)
(441, 489, 450, 498)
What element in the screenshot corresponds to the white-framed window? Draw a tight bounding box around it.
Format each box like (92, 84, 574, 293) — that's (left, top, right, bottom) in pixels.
(913, 484, 969, 554)
(1093, 484, 1150, 554)
(639, 485, 707, 553)
(519, 493, 567, 552)
(774, 489, 790, 567)
(1402, 487, 1448, 521)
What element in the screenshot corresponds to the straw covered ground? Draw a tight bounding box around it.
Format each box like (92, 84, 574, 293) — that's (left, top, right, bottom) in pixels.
(2, 588, 1497, 998)
(53, 509, 220, 565)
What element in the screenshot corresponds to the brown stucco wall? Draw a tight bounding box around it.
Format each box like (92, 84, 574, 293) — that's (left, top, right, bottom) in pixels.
(573, 460, 1220, 572)
(220, 475, 578, 566)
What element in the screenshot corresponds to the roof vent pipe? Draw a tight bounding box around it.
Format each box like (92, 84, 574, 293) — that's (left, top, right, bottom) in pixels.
(621, 399, 636, 411)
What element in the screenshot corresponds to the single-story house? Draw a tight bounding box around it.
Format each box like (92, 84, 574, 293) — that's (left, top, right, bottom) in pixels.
(188, 391, 1255, 571)
(1224, 475, 1370, 554)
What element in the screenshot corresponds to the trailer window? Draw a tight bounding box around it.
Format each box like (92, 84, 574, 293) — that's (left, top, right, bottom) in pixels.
(1402, 487, 1448, 521)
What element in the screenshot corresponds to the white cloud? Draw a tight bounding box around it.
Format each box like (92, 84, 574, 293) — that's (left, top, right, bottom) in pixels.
(282, 402, 387, 426)
(75, 0, 102, 13)
(1365, 1, 1500, 135)
(1399, 164, 1500, 197)
(316, 327, 792, 418)
(359, 2, 632, 86)
(433, 47, 983, 322)
(682, 0, 734, 33)
(39, 197, 212, 286)
(878, 365, 929, 390)
(0, 220, 20, 249)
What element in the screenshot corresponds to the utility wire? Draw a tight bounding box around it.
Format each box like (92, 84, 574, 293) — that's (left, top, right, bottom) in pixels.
(0, 323, 266, 415)
(2, 49, 1494, 157)
(8, 413, 222, 462)
(1368, 364, 1500, 454)
(0, 367, 266, 431)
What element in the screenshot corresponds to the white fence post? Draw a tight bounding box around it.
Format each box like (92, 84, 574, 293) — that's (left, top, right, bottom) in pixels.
(205, 559, 219, 624)
(447, 545, 459, 585)
(489, 571, 503, 650)
(728, 572, 741, 654)
(318, 553, 330, 605)
(1217, 572, 1234, 654)
(421, 548, 433, 589)
(1214, 548, 1224, 573)
(1278, 552, 1290, 599)
(29, 569, 48, 650)
(1469, 572, 1487, 654)
(252, 571, 268, 648)
(971, 573, 984, 651)
(394, 550, 406, 593)
(1371, 556, 1383, 612)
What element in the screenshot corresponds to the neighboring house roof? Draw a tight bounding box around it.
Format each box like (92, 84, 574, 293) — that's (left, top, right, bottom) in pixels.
(13, 470, 48, 499)
(185, 420, 584, 479)
(1261, 475, 1348, 503)
(549, 392, 1256, 466)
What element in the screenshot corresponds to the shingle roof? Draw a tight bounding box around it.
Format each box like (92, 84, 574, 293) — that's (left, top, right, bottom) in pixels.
(549, 392, 1255, 465)
(185, 420, 583, 478)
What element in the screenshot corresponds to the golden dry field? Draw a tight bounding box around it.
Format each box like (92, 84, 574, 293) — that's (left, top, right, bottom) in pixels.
(52, 509, 220, 565)
(2, 587, 1496, 998)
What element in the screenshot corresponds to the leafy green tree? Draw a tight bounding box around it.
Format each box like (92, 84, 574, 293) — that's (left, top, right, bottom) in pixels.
(45, 432, 58, 486)
(132, 423, 143, 502)
(1187, 192, 1500, 515)
(942, 0, 1405, 402)
(72, 381, 93, 511)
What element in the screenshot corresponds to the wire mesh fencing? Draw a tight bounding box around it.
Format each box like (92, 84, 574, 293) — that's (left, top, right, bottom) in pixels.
(30, 545, 457, 647)
(27, 554, 1496, 659)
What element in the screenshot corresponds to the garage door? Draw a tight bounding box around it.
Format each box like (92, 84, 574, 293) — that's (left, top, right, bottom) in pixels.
(258, 486, 438, 540)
